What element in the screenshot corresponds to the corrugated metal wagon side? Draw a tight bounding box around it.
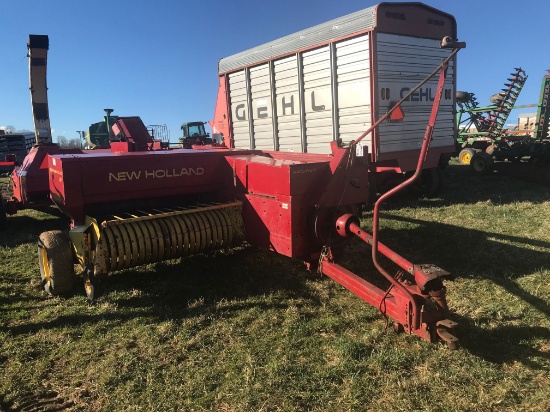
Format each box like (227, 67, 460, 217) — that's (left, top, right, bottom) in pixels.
(213, 2, 457, 191)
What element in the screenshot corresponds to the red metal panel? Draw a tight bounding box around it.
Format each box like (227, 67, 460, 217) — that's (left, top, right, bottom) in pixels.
(212, 75, 232, 148)
(11, 145, 61, 203)
(109, 141, 133, 152)
(48, 149, 254, 223)
(112, 117, 153, 151)
(242, 193, 311, 258)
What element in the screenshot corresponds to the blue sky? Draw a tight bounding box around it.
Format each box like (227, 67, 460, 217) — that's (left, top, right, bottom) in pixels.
(1, 0, 549, 142)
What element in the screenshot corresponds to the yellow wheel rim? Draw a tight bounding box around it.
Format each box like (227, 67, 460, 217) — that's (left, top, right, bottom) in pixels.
(460, 151, 472, 164)
(39, 247, 51, 284)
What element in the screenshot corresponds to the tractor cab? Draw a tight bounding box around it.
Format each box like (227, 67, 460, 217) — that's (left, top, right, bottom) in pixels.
(180, 122, 212, 148)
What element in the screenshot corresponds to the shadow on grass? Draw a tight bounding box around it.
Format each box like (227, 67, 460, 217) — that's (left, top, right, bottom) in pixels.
(387, 163, 550, 209)
(4, 247, 327, 336)
(0, 390, 74, 412)
(445, 160, 550, 190)
(491, 159, 550, 187)
(110, 247, 324, 313)
(454, 313, 550, 369)
(4, 237, 547, 371)
(0, 211, 68, 249)
(376, 214, 550, 317)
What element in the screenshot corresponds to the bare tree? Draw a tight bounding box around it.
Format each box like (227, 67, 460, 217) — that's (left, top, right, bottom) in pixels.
(56, 136, 81, 148)
(57, 135, 68, 147)
(0, 126, 16, 134)
(66, 138, 81, 148)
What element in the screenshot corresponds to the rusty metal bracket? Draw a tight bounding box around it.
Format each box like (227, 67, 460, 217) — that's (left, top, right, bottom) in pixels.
(436, 319, 459, 349)
(414, 263, 453, 291)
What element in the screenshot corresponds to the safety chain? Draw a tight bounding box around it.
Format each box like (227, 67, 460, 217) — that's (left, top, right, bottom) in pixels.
(317, 245, 330, 275)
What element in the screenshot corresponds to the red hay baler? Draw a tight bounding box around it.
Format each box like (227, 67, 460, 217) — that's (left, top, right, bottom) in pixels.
(37, 30, 464, 347)
(1, 2, 468, 349)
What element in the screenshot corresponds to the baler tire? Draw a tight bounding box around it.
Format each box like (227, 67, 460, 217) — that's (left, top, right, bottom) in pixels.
(393, 322, 404, 333)
(412, 167, 442, 198)
(38, 230, 75, 296)
(458, 148, 475, 165)
(0, 198, 6, 231)
(470, 152, 494, 175)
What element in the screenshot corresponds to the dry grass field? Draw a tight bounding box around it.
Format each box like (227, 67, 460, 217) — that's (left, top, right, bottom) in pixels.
(0, 160, 549, 411)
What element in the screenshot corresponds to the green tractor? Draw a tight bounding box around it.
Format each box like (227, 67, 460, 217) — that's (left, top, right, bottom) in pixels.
(179, 122, 212, 148)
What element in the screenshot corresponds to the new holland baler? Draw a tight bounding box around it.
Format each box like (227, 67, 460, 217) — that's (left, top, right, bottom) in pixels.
(35, 3, 464, 348)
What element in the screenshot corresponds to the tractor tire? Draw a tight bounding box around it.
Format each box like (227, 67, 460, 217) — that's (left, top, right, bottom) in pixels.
(38, 230, 75, 296)
(470, 152, 494, 175)
(0, 198, 6, 231)
(412, 167, 443, 198)
(458, 148, 475, 165)
(455, 91, 471, 103)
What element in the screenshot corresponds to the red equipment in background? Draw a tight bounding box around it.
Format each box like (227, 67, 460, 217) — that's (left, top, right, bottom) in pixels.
(1, 36, 170, 223)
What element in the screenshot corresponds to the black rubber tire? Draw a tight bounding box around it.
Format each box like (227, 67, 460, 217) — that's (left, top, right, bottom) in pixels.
(470, 152, 494, 175)
(413, 167, 443, 198)
(458, 148, 475, 165)
(438, 153, 451, 169)
(0, 198, 6, 231)
(455, 91, 471, 103)
(38, 230, 75, 296)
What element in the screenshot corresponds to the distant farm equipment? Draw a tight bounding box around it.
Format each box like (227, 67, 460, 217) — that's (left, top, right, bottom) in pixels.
(0, 131, 34, 172)
(456, 69, 550, 173)
(86, 108, 170, 151)
(0, 35, 172, 227)
(179, 122, 213, 148)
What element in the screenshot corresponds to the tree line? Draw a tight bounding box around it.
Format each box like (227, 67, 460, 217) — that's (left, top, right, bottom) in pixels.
(56, 136, 83, 148)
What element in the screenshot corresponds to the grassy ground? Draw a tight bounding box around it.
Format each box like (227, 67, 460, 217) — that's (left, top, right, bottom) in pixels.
(0, 161, 549, 411)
